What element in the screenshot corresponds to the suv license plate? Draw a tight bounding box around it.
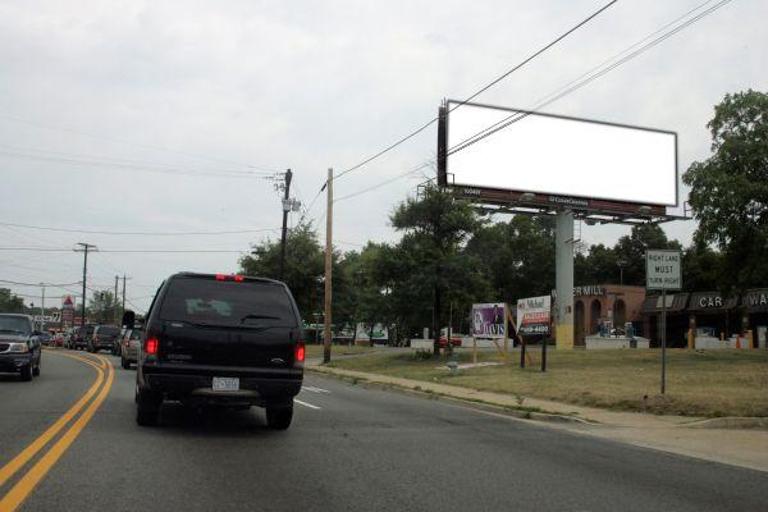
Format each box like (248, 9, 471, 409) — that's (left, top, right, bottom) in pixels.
(212, 377, 239, 392)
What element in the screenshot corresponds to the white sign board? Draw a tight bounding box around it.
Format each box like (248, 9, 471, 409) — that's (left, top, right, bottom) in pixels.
(445, 101, 678, 206)
(516, 296, 551, 336)
(646, 250, 682, 290)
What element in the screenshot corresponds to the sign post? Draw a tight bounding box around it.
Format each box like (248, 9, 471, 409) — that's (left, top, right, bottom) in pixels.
(517, 296, 552, 372)
(646, 250, 682, 394)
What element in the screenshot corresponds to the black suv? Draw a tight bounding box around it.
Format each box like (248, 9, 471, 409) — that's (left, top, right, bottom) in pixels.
(131, 273, 305, 429)
(88, 325, 120, 353)
(0, 314, 42, 381)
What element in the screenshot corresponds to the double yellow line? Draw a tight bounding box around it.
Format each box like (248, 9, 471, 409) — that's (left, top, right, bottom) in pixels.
(0, 351, 114, 511)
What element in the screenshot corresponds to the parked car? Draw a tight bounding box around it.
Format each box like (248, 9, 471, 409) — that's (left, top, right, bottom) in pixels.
(119, 328, 142, 369)
(134, 272, 304, 429)
(88, 325, 121, 353)
(52, 332, 64, 347)
(0, 314, 42, 381)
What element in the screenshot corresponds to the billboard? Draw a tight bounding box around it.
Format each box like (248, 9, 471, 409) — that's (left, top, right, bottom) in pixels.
(471, 303, 506, 339)
(439, 100, 677, 210)
(516, 296, 551, 336)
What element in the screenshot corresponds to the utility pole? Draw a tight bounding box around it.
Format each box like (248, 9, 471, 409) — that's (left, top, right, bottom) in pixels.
(121, 274, 129, 321)
(74, 243, 97, 328)
(323, 168, 333, 364)
(114, 275, 119, 325)
(40, 283, 45, 332)
(279, 168, 293, 281)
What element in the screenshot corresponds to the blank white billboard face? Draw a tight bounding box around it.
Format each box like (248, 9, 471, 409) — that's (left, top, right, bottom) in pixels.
(446, 102, 677, 206)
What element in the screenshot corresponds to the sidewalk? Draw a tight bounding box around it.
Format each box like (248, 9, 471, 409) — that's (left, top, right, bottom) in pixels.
(308, 363, 768, 473)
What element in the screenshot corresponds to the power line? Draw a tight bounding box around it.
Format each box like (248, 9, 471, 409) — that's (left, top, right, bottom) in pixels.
(332, 0, 618, 183)
(0, 221, 279, 237)
(0, 247, 248, 254)
(0, 113, 279, 172)
(0, 279, 82, 287)
(448, 0, 732, 155)
(334, 161, 435, 203)
(0, 148, 275, 180)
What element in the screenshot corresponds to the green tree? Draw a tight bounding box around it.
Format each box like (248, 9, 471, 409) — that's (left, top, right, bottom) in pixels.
(683, 89, 768, 292)
(88, 290, 119, 324)
(682, 241, 724, 291)
(390, 184, 484, 354)
(239, 222, 325, 322)
(612, 224, 681, 286)
(0, 288, 25, 313)
(466, 216, 555, 302)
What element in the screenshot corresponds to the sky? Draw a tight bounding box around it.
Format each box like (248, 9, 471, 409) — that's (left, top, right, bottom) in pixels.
(1, 0, 766, 314)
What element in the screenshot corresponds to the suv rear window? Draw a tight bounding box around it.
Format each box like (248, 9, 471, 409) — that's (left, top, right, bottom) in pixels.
(97, 326, 120, 336)
(158, 277, 297, 328)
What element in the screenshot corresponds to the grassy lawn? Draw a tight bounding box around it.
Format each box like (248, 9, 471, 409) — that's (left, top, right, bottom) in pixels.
(305, 343, 378, 359)
(328, 349, 768, 417)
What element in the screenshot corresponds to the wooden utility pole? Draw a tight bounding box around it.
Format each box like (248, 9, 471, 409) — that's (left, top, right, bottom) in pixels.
(74, 243, 97, 328)
(323, 168, 334, 364)
(114, 275, 119, 325)
(279, 168, 293, 280)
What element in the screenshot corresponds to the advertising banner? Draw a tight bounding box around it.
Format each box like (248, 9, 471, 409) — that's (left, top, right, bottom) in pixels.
(517, 296, 551, 336)
(471, 303, 506, 339)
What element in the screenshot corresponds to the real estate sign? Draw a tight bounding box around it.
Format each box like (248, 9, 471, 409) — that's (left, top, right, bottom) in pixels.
(517, 296, 551, 336)
(646, 250, 682, 290)
(471, 303, 506, 338)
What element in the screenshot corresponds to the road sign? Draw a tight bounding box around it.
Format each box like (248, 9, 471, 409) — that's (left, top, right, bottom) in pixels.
(646, 249, 682, 395)
(646, 250, 682, 290)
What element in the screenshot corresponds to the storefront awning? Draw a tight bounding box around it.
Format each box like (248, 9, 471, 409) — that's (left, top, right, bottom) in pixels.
(688, 291, 738, 312)
(743, 289, 768, 312)
(641, 293, 689, 314)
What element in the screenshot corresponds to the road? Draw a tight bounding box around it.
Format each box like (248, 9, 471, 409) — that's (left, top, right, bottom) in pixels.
(1, 349, 766, 512)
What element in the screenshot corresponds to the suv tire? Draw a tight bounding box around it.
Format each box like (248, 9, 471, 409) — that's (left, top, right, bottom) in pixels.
(136, 389, 161, 426)
(266, 403, 293, 430)
(20, 365, 33, 381)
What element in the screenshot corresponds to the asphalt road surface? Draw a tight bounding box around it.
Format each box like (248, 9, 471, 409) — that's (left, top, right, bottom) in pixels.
(1, 349, 766, 512)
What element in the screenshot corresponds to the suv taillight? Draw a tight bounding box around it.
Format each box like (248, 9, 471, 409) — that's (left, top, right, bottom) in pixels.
(295, 341, 305, 363)
(145, 337, 159, 355)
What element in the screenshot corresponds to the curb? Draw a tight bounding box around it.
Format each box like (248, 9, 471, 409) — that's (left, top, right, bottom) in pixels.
(307, 365, 595, 426)
(680, 417, 768, 430)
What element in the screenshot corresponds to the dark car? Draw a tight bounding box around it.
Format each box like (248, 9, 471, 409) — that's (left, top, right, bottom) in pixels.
(88, 325, 120, 353)
(133, 272, 305, 429)
(0, 314, 42, 381)
(72, 324, 95, 350)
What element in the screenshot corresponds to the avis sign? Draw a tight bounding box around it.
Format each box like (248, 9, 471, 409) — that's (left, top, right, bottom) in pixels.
(646, 250, 682, 290)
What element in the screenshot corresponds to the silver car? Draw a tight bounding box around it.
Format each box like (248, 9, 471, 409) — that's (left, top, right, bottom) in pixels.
(120, 328, 141, 369)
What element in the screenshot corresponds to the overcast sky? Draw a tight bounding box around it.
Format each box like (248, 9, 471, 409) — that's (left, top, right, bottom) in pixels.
(1, 0, 765, 313)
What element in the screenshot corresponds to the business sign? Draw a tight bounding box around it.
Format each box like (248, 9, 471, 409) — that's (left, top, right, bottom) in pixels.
(517, 296, 551, 336)
(471, 303, 506, 339)
(438, 100, 677, 212)
(646, 250, 682, 290)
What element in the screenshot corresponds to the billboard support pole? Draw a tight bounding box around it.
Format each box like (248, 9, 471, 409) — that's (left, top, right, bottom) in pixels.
(555, 211, 575, 349)
(541, 337, 547, 372)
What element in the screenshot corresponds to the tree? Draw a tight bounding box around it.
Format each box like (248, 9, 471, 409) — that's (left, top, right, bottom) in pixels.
(612, 224, 681, 286)
(239, 222, 325, 322)
(0, 288, 25, 313)
(88, 290, 119, 324)
(390, 184, 484, 355)
(682, 241, 724, 292)
(466, 216, 555, 302)
(683, 89, 768, 292)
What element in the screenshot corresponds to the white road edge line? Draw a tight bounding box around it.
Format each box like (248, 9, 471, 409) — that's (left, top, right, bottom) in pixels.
(303, 386, 331, 394)
(295, 399, 321, 410)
